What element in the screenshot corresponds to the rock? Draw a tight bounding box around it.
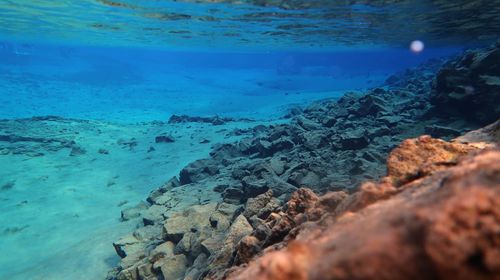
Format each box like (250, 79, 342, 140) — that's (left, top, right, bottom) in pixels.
(150, 241, 175, 260)
(222, 187, 244, 204)
(386, 135, 477, 186)
(98, 148, 109, 154)
(337, 128, 369, 150)
(242, 177, 269, 198)
(296, 116, 321, 131)
(133, 225, 162, 242)
(163, 203, 216, 243)
(269, 157, 286, 175)
(116, 266, 139, 280)
(155, 134, 175, 143)
(113, 235, 141, 258)
(179, 159, 218, 185)
(159, 254, 188, 279)
(431, 42, 500, 124)
(209, 202, 241, 231)
(424, 125, 462, 138)
(234, 235, 261, 265)
(356, 93, 390, 117)
(137, 263, 155, 280)
(69, 145, 86, 156)
(142, 205, 167, 225)
(453, 119, 500, 148)
(121, 202, 148, 221)
(302, 131, 328, 150)
(209, 214, 253, 267)
(298, 171, 320, 187)
(168, 114, 235, 125)
(223, 144, 500, 280)
(201, 235, 225, 257)
(243, 190, 273, 219)
(321, 117, 336, 127)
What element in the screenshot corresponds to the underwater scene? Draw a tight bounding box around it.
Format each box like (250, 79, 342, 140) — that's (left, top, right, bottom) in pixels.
(0, 1, 499, 280)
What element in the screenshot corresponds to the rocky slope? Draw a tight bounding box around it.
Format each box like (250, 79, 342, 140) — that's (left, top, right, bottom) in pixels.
(218, 120, 500, 280)
(107, 42, 499, 280)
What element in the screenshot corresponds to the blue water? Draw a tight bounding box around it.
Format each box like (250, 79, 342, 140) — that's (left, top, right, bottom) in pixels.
(1, 43, 461, 121)
(0, 1, 498, 279)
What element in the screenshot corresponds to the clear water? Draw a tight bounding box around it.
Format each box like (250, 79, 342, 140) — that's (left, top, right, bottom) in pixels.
(0, 1, 498, 280)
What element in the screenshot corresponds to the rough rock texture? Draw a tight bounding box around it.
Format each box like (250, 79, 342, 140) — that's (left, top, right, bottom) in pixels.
(386, 135, 477, 186)
(431, 41, 500, 124)
(218, 129, 500, 280)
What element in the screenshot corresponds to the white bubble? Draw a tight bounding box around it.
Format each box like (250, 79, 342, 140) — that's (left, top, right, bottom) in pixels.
(410, 40, 424, 53)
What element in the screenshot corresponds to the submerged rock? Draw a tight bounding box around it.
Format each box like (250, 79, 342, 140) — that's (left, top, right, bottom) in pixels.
(431, 42, 500, 124)
(155, 134, 175, 143)
(217, 127, 500, 280)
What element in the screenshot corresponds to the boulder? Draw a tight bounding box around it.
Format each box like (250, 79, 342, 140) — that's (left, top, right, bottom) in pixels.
(386, 135, 476, 186)
(159, 254, 188, 280)
(163, 203, 217, 243)
(121, 202, 148, 221)
(155, 135, 175, 143)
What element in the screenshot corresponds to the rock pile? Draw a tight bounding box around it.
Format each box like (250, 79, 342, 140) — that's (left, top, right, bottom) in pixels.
(217, 121, 500, 280)
(107, 43, 500, 280)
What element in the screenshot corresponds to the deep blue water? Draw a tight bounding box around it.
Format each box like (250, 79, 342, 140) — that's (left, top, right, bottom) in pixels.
(0, 42, 462, 121)
(0, 1, 498, 279)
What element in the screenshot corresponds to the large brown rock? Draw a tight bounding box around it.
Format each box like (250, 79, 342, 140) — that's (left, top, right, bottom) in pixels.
(386, 135, 476, 186)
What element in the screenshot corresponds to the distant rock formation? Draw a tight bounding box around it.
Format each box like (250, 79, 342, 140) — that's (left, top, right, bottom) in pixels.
(431, 40, 500, 125)
(168, 115, 253, 126)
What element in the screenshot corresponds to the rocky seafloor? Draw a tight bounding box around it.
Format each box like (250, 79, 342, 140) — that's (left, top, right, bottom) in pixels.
(107, 42, 500, 280)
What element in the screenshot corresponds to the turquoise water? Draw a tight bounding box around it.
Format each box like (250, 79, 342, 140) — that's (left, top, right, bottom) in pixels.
(0, 1, 498, 280)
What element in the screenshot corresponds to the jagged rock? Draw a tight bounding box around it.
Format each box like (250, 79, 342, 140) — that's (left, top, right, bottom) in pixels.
(431, 42, 500, 124)
(121, 202, 148, 221)
(133, 225, 162, 242)
(168, 114, 235, 125)
(234, 236, 261, 265)
(179, 159, 218, 185)
(336, 128, 369, 150)
(150, 241, 175, 260)
(69, 145, 86, 156)
(163, 203, 216, 243)
(241, 177, 269, 198)
(113, 235, 141, 258)
(137, 263, 155, 280)
(208, 214, 253, 268)
(243, 190, 273, 219)
(155, 134, 175, 143)
(269, 157, 286, 175)
(296, 116, 321, 131)
(116, 266, 139, 280)
(159, 254, 188, 279)
(222, 187, 245, 204)
(302, 131, 328, 150)
(386, 135, 476, 186)
(454, 119, 500, 148)
(142, 205, 168, 225)
(356, 93, 390, 117)
(424, 124, 462, 138)
(222, 143, 500, 280)
(209, 202, 241, 230)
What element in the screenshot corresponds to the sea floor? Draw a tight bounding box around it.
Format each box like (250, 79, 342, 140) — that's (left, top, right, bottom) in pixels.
(0, 64, 387, 279)
(0, 47, 406, 279)
(0, 117, 286, 279)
